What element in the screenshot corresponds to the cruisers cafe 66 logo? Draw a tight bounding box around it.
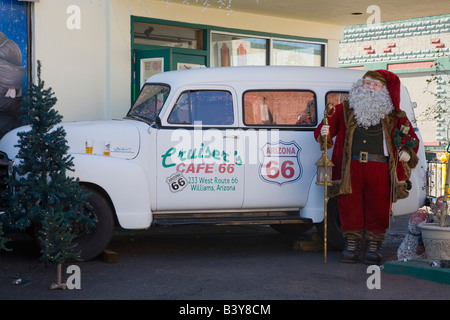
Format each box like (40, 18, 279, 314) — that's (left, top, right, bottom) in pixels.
(259, 141, 303, 186)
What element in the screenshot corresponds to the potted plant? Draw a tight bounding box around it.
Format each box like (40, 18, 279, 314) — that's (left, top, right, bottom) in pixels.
(419, 158, 450, 260)
(418, 52, 450, 260)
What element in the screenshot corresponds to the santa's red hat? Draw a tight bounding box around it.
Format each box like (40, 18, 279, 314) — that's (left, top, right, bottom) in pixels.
(363, 69, 401, 111)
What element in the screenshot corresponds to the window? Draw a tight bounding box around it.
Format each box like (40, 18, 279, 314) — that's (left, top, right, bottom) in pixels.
(127, 84, 170, 122)
(211, 33, 268, 67)
(169, 90, 234, 126)
(243, 90, 317, 126)
(211, 32, 325, 67)
(134, 22, 203, 50)
(273, 39, 324, 66)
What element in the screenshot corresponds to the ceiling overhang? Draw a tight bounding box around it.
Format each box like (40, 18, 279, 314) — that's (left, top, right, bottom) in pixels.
(173, 0, 449, 26)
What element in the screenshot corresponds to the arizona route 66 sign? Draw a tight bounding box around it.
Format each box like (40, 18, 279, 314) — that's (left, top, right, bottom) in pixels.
(259, 140, 303, 186)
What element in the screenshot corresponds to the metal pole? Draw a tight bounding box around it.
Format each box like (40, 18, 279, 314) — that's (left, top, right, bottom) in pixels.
(440, 145, 450, 227)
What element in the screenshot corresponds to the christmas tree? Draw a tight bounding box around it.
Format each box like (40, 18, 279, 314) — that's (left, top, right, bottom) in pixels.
(0, 222, 9, 252)
(2, 61, 96, 289)
(0, 160, 11, 252)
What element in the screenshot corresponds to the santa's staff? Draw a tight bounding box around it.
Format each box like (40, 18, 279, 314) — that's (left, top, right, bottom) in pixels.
(316, 102, 335, 263)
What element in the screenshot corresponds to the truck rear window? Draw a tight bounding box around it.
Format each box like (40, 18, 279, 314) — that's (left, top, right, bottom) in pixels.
(243, 90, 316, 127)
(326, 91, 349, 107)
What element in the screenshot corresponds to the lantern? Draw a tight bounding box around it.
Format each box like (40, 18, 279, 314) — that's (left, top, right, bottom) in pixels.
(316, 101, 335, 187)
(315, 152, 334, 186)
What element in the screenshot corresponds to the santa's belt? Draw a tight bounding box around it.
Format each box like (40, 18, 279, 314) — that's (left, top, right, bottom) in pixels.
(351, 152, 388, 163)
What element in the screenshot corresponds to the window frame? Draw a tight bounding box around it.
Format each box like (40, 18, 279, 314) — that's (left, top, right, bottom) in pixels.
(133, 21, 204, 50)
(271, 37, 326, 67)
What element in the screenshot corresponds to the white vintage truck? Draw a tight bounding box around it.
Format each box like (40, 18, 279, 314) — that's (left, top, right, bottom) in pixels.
(0, 66, 427, 259)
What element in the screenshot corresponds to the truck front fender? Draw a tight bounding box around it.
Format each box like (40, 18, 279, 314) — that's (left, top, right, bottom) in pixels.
(70, 154, 152, 229)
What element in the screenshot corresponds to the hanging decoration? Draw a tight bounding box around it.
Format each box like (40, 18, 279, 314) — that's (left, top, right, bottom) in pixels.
(121, 0, 260, 16)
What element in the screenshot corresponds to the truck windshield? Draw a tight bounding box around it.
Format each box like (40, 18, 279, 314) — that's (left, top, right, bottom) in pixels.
(126, 84, 170, 123)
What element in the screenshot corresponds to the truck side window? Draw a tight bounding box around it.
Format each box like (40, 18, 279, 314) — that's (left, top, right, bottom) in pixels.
(243, 90, 317, 126)
(168, 90, 234, 126)
(326, 91, 349, 108)
(168, 92, 192, 124)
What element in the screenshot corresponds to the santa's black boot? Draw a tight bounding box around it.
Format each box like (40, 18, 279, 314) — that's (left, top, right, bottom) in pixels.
(363, 240, 383, 265)
(363, 232, 385, 265)
(341, 231, 362, 263)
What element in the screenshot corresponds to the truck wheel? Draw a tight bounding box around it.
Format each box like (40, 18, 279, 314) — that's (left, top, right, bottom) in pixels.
(72, 187, 115, 260)
(316, 197, 344, 250)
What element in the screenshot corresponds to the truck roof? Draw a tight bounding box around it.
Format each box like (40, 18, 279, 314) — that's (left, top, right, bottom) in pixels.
(145, 66, 366, 87)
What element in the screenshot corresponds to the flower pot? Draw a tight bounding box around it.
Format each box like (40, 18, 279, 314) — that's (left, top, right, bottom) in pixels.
(418, 222, 450, 260)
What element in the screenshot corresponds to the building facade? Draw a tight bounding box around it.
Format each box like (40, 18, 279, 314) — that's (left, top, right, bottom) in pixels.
(3, 0, 449, 155)
(0, 0, 344, 125)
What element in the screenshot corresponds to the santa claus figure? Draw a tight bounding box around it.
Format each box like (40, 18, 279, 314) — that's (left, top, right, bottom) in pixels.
(314, 70, 420, 265)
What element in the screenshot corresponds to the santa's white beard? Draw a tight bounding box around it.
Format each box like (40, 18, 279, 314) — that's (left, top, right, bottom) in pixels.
(348, 79, 394, 127)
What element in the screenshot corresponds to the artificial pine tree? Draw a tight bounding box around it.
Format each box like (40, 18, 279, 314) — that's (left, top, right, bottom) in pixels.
(40, 207, 77, 290)
(0, 223, 10, 252)
(3, 61, 95, 289)
(0, 163, 11, 253)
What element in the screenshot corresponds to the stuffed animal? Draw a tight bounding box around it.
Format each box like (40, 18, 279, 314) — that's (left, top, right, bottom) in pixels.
(397, 208, 429, 260)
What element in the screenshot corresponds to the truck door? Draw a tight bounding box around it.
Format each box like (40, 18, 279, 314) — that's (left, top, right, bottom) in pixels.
(241, 89, 320, 209)
(156, 87, 244, 211)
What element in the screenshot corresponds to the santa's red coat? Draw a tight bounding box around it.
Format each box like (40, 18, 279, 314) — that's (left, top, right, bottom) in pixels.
(314, 101, 419, 203)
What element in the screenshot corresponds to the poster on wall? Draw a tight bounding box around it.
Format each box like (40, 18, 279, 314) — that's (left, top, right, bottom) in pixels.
(0, 0, 29, 138)
(140, 57, 164, 87)
(177, 63, 201, 70)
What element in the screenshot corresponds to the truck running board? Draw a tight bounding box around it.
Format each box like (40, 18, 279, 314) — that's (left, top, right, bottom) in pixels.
(151, 211, 312, 227)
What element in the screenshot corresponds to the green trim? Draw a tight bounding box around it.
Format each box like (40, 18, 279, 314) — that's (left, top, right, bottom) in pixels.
(133, 44, 207, 56)
(339, 57, 449, 74)
(345, 13, 450, 31)
(207, 25, 327, 44)
(361, 62, 388, 71)
(437, 56, 450, 70)
(131, 16, 328, 45)
(385, 260, 450, 285)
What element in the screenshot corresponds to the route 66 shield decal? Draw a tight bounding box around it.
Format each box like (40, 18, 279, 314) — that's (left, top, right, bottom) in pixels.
(259, 140, 302, 186)
(166, 172, 187, 192)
